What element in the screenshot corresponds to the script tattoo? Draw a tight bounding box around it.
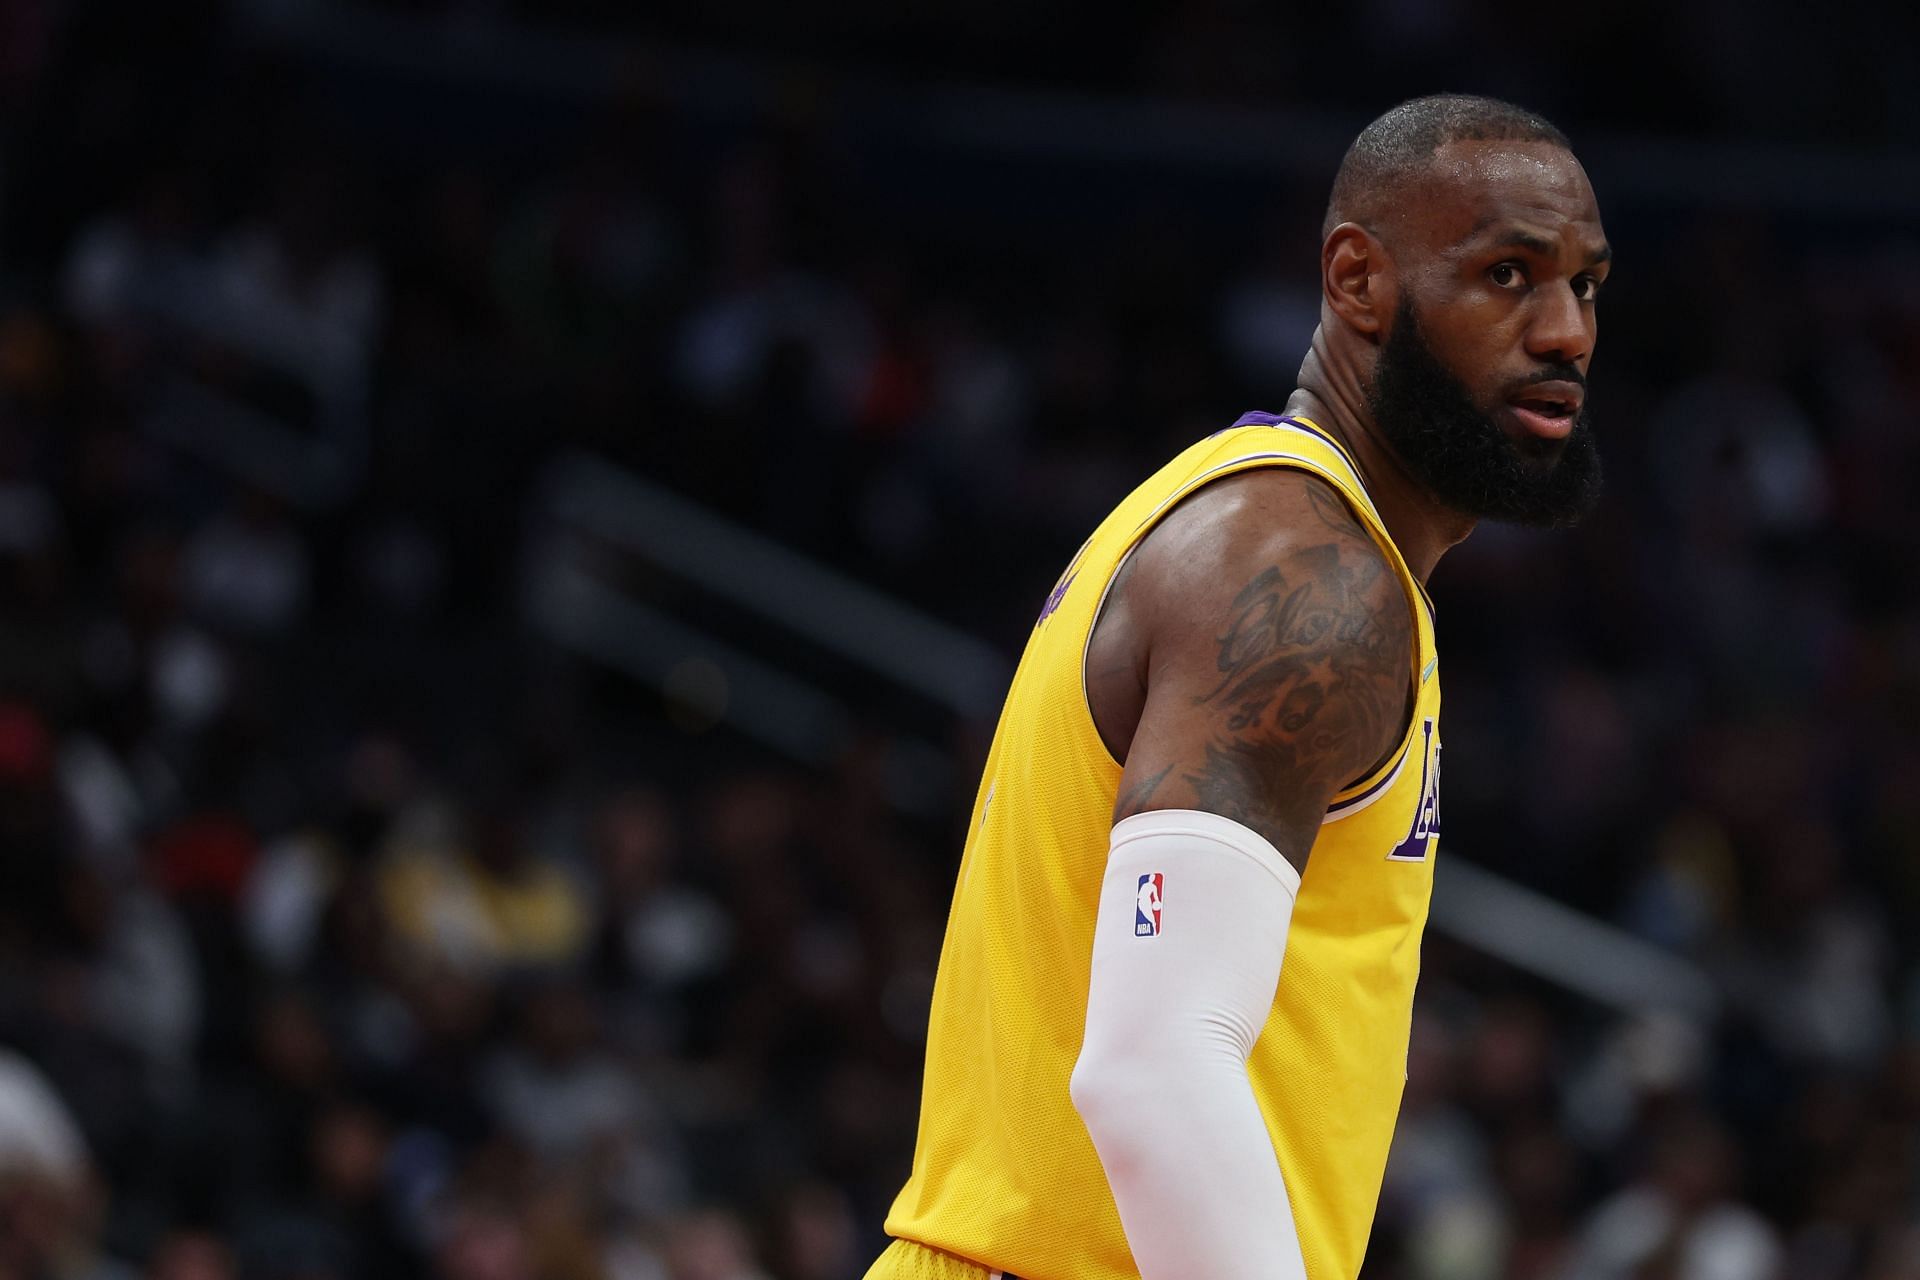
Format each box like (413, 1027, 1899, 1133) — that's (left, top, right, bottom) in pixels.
(1182, 497, 1411, 855)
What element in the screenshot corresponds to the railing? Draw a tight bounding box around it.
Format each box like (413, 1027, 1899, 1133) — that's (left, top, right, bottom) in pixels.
(525, 451, 1721, 1020)
(532, 455, 1007, 719)
(70, 251, 371, 507)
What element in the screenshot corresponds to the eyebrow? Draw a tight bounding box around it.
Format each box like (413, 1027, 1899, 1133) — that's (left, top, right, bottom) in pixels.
(1483, 227, 1613, 267)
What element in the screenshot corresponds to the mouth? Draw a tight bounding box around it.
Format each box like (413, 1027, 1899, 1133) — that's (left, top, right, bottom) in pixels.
(1504, 382, 1583, 442)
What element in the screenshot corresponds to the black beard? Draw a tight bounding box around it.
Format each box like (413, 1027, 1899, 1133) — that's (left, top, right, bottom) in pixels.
(1367, 298, 1602, 528)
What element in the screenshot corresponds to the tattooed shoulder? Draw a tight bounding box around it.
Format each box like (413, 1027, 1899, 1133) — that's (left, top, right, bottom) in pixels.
(1174, 481, 1414, 861)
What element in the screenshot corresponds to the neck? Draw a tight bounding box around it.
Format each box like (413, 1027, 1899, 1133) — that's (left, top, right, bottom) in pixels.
(1282, 342, 1474, 586)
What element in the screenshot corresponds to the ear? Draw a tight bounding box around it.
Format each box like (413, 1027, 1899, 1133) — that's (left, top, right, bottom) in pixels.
(1322, 222, 1394, 340)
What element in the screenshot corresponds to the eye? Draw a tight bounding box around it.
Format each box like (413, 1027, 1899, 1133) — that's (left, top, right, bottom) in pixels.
(1573, 273, 1604, 301)
(1489, 262, 1526, 290)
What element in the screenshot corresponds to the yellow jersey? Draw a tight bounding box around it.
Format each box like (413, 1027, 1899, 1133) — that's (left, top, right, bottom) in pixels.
(877, 413, 1443, 1280)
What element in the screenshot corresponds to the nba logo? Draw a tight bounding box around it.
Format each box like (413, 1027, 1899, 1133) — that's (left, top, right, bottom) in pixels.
(1135, 873, 1163, 937)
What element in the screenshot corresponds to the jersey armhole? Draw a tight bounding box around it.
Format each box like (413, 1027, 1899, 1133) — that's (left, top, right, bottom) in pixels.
(1080, 538, 1145, 768)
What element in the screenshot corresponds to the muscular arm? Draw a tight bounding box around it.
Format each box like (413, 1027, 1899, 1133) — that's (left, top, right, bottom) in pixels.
(1071, 468, 1415, 1279)
(1102, 468, 1415, 866)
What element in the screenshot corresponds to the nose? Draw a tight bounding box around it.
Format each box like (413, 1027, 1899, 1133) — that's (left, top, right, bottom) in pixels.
(1524, 281, 1594, 366)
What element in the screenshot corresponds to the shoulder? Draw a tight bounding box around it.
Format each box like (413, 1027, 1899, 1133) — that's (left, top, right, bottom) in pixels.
(1124, 466, 1410, 660)
(1111, 465, 1416, 851)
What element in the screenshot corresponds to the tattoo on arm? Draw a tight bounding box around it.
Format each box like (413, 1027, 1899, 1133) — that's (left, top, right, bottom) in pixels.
(1115, 764, 1175, 822)
(1179, 500, 1412, 859)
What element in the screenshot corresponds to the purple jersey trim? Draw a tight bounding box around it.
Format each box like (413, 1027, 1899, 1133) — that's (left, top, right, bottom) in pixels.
(1324, 733, 1413, 822)
(1230, 411, 1363, 471)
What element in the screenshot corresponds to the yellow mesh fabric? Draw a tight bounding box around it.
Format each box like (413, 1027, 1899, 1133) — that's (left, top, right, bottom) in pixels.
(877, 419, 1443, 1280)
(862, 1239, 998, 1280)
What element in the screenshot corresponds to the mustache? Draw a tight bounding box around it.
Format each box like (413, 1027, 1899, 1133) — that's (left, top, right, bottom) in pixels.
(1509, 364, 1587, 394)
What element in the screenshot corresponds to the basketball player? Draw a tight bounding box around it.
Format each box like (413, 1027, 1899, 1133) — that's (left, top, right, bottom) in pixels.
(864, 95, 1610, 1280)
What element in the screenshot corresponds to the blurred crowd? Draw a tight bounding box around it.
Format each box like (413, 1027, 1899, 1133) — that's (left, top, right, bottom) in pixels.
(0, 4, 1919, 1280)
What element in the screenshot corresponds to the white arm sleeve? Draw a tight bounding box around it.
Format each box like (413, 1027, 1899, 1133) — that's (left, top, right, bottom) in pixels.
(1069, 808, 1308, 1280)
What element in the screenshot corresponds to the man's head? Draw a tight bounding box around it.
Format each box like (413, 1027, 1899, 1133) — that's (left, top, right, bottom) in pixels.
(1319, 94, 1610, 527)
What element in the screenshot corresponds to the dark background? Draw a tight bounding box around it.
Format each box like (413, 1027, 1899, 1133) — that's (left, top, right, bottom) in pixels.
(0, 2, 1917, 1278)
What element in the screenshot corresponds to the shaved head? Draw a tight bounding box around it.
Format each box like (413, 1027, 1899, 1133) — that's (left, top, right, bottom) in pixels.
(1324, 95, 1572, 238)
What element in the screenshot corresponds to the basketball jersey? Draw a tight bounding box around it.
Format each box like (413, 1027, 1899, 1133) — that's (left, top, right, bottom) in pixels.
(878, 414, 1443, 1280)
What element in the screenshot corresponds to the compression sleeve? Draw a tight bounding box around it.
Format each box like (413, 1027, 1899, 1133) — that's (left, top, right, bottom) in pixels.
(1069, 808, 1308, 1280)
